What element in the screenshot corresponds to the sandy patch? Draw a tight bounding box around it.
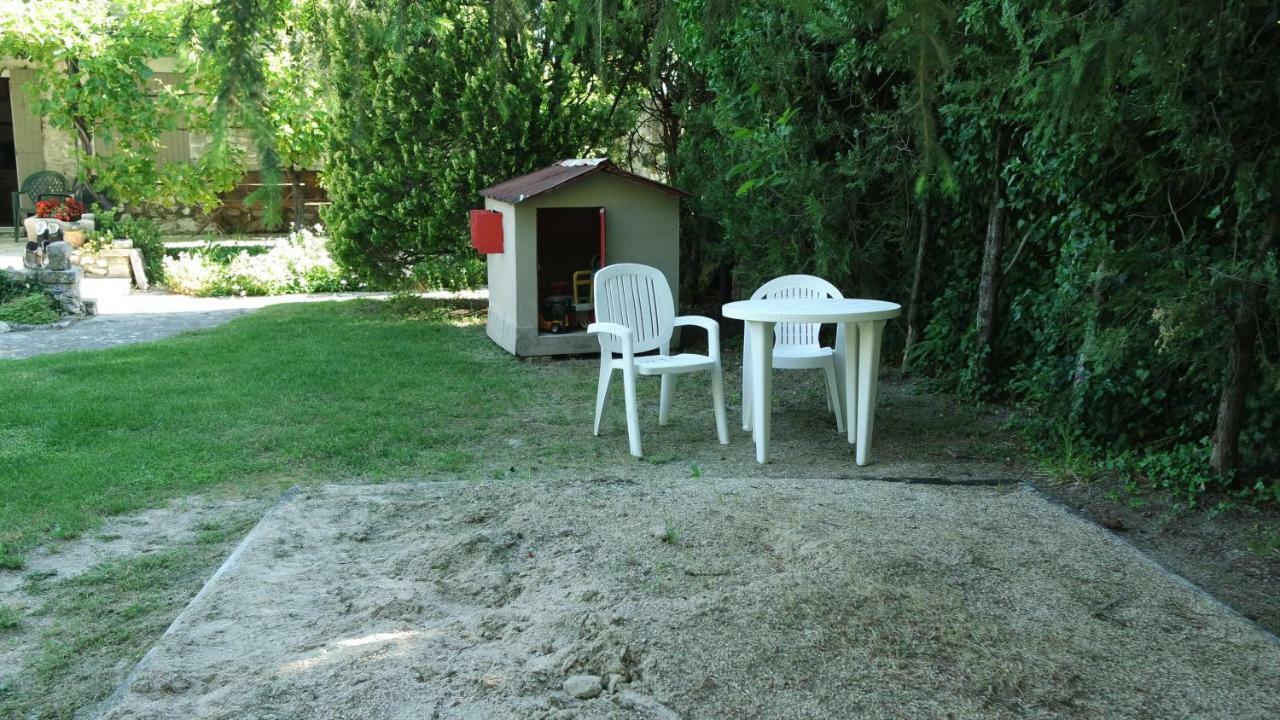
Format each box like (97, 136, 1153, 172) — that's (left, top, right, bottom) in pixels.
(0, 496, 267, 689)
(99, 480, 1279, 720)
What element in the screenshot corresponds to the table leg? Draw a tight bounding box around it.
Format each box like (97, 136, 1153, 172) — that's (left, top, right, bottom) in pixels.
(839, 322, 859, 446)
(741, 331, 752, 431)
(855, 320, 885, 466)
(747, 320, 774, 463)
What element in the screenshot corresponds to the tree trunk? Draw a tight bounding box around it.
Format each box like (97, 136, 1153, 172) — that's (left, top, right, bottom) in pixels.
(290, 166, 305, 231)
(1210, 216, 1276, 476)
(1070, 258, 1107, 416)
(902, 196, 930, 369)
(974, 126, 1009, 381)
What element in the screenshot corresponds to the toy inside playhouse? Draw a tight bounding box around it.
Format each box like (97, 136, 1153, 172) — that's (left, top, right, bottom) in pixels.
(535, 207, 603, 335)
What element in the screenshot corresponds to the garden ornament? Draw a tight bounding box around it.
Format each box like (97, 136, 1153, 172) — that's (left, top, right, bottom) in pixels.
(23, 240, 42, 269)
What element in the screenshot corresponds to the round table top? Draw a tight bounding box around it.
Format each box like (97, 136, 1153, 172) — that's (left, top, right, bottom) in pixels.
(722, 298, 902, 323)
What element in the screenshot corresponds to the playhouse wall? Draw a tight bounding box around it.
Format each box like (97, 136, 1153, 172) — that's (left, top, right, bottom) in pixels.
(483, 197, 524, 354)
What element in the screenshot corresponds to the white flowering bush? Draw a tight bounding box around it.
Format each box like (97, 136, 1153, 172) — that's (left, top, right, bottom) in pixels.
(162, 253, 222, 296)
(162, 228, 361, 296)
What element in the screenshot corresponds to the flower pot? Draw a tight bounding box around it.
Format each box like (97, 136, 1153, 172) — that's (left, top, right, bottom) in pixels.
(23, 216, 90, 244)
(64, 229, 86, 248)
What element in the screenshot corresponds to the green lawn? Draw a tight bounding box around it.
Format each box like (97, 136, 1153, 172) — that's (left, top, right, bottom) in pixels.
(0, 297, 1010, 569)
(0, 299, 575, 566)
(0, 298, 1015, 718)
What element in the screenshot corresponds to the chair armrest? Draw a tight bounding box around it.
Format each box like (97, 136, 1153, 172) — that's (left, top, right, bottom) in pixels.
(587, 322, 634, 358)
(673, 315, 721, 362)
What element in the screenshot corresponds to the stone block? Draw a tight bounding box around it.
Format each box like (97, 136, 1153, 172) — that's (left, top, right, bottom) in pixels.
(45, 240, 72, 270)
(32, 267, 79, 285)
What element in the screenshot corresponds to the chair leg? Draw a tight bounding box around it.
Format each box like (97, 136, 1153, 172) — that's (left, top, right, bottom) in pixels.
(712, 365, 729, 444)
(823, 358, 845, 433)
(622, 364, 642, 457)
(593, 360, 613, 436)
(741, 341, 752, 431)
(659, 374, 675, 426)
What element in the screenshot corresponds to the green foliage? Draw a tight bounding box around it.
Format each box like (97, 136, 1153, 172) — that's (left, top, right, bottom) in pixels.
(317, 0, 633, 281)
(161, 229, 357, 296)
(669, 0, 1279, 503)
(1246, 523, 1280, 559)
(408, 255, 486, 292)
(0, 293, 60, 325)
(0, 605, 19, 631)
(0, 272, 42, 305)
(94, 208, 166, 283)
(0, 548, 23, 570)
(0, 1, 246, 208)
(21, 0, 1270, 505)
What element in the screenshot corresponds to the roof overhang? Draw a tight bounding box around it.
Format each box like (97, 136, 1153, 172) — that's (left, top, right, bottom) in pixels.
(479, 159, 688, 204)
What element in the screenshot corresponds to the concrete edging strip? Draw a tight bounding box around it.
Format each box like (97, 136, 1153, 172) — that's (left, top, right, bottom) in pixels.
(1021, 480, 1280, 648)
(91, 486, 302, 720)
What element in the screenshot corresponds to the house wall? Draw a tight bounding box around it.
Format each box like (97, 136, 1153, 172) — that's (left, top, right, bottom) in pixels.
(484, 171, 682, 357)
(6, 68, 47, 183)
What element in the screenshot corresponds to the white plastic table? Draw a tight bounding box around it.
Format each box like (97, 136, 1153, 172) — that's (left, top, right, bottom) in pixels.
(722, 298, 902, 465)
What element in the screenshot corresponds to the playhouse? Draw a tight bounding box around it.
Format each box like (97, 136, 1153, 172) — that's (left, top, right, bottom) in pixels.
(473, 158, 686, 357)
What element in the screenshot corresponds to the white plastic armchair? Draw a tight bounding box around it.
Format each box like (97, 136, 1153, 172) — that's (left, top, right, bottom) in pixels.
(742, 274, 845, 432)
(588, 263, 729, 457)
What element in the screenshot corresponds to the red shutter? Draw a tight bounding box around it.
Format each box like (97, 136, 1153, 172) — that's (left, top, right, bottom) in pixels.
(469, 210, 504, 254)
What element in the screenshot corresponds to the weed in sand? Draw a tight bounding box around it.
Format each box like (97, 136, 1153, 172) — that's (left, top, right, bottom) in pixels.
(0, 548, 23, 570)
(1245, 523, 1280, 559)
(0, 604, 21, 630)
(661, 518, 681, 545)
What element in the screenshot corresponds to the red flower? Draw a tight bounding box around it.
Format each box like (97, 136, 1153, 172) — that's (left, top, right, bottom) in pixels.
(35, 199, 59, 218)
(34, 198, 84, 222)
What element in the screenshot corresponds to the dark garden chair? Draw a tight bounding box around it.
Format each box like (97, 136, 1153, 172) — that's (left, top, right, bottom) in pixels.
(12, 170, 72, 242)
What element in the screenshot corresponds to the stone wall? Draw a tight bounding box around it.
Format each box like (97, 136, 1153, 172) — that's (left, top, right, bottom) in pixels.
(4, 240, 83, 316)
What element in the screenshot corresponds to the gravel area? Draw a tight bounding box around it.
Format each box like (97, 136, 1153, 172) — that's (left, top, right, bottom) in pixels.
(99, 479, 1280, 720)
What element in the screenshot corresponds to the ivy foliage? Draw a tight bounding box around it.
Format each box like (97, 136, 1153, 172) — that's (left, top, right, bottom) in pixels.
(672, 0, 1279, 500)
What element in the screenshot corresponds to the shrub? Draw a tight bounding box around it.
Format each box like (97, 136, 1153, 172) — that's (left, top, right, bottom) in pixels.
(319, 1, 626, 282)
(163, 228, 359, 296)
(408, 254, 485, 292)
(92, 207, 166, 283)
(0, 293, 60, 325)
(0, 272, 41, 304)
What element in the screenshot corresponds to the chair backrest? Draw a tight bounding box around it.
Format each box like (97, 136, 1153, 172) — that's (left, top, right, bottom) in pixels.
(593, 263, 675, 355)
(19, 171, 70, 204)
(750, 274, 844, 349)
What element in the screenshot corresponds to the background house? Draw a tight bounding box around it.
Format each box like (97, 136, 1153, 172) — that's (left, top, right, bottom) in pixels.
(0, 58, 324, 233)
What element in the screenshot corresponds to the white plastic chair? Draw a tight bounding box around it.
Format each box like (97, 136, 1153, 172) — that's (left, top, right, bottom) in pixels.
(588, 263, 729, 457)
(742, 275, 845, 432)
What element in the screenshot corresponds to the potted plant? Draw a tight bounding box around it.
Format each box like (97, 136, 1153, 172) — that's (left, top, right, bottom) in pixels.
(25, 197, 92, 247)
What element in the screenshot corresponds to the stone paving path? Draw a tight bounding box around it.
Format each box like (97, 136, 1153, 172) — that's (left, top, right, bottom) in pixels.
(0, 311, 252, 359)
(1, 288, 487, 361)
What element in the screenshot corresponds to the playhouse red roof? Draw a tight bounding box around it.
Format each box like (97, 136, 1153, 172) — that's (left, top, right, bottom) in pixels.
(478, 159, 688, 203)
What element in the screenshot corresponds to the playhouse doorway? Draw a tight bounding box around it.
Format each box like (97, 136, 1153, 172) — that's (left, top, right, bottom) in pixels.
(535, 207, 604, 335)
